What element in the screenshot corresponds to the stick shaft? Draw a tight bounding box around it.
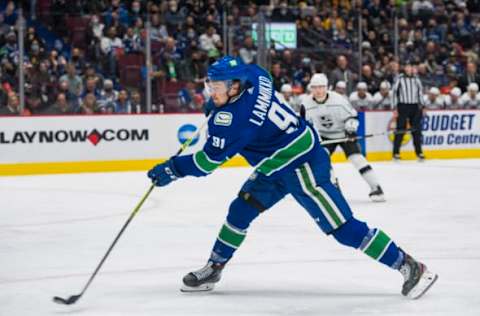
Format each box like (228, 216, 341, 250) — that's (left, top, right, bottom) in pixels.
(320, 129, 414, 145)
(68, 116, 210, 301)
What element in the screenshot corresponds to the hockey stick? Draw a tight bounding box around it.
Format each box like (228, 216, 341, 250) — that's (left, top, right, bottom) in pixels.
(320, 129, 415, 145)
(53, 117, 210, 306)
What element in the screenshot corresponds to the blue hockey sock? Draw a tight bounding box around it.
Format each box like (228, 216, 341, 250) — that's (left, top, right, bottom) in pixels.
(210, 221, 247, 263)
(210, 197, 260, 264)
(332, 217, 404, 269)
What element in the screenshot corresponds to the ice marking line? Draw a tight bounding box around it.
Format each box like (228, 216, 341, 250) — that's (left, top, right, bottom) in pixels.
(2, 256, 478, 285)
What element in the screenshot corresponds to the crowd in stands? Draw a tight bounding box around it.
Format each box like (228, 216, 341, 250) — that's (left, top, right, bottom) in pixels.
(1, 0, 480, 116)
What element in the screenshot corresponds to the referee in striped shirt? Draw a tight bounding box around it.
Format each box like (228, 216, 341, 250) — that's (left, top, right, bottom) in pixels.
(392, 62, 425, 161)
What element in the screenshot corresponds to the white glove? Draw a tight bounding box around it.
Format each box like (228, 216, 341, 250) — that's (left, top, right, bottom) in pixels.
(344, 118, 359, 133)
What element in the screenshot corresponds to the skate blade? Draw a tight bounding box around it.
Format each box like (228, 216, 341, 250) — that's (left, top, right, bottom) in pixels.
(407, 270, 438, 299)
(180, 283, 215, 293)
(370, 194, 386, 203)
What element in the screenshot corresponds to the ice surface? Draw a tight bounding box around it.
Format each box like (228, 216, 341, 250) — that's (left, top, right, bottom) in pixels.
(1, 159, 480, 315)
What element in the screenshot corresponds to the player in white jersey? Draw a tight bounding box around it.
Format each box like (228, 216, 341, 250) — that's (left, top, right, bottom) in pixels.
(335, 80, 348, 97)
(423, 87, 446, 109)
(349, 82, 374, 110)
(459, 83, 480, 109)
(444, 87, 462, 109)
(372, 81, 393, 110)
(280, 83, 302, 113)
(300, 73, 385, 202)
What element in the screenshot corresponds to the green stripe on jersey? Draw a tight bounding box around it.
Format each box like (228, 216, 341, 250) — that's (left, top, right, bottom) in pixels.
(256, 128, 314, 176)
(218, 223, 246, 248)
(193, 151, 223, 174)
(299, 165, 343, 228)
(363, 230, 391, 260)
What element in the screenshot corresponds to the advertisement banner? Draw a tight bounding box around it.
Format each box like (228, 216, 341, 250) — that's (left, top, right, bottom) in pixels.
(0, 114, 215, 175)
(364, 110, 480, 158)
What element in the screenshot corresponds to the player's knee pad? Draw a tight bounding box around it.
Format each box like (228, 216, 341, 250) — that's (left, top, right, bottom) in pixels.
(226, 196, 260, 230)
(332, 217, 369, 249)
(348, 154, 372, 175)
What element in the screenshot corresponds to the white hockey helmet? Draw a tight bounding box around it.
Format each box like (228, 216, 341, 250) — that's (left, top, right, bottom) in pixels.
(357, 82, 368, 90)
(429, 87, 440, 95)
(281, 83, 293, 93)
(336, 81, 346, 89)
(380, 81, 391, 90)
(467, 82, 479, 92)
(309, 73, 328, 88)
(450, 87, 461, 97)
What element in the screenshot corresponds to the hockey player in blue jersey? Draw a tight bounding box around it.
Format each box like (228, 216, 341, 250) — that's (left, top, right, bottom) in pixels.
(147, 56, 437, 299)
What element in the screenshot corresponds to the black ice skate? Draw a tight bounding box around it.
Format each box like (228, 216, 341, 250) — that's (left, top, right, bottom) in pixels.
(369, 186, 386, 202)
(417, 153, 426, 162)
(399, 251, 438, 299)
(393, 154, 401, 161)
(181, 261, 224, 292)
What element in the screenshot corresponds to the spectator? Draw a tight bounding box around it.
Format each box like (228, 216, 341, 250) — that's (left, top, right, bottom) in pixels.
(164, 0, 186, 35)
(458, 62, 480, 92)
(444, 87, 462, 109)
(349, 82, 374, 110)
(372, 81, 393, 110)
(114, 89, 131, 113)
(292, 57, 313, 90)
(238, 36, 257, 65)
(56, 80, 80, 111)
(59, 64, 83, 97)
(82, 77, 101, 99)
(361, 64, 379, 93)
(42, 93, 73, 115)
(0, 91, 22, 115)
(130, 90, 143, 113)
(329, 55, 355, 95)
(459, 83, 480, 108)
(199, 25, 221, 56)
(78, 93, 98, 114)
(178, 50, 207, 83)
(70, 47, 86, 75)
(88, 14, 105, 43)
(280, 49, 296, 79)
(271, 1, 293, 22)
(177, 80, 195, 111)
(0, 13, 10, 39)
(100, 26, 123, 77)
(1, 31, 18, 63)
(3, 1, 17, 26)
(271, 63, 288, 92)
(83, 65, 104, 90)
(150, 13, 169, 43)
(98, 79, 118, 109)
(423, 87, 445, 109)
(123, 27, 142, 54)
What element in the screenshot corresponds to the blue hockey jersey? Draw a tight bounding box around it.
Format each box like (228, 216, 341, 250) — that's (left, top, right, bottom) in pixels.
(173, 64, 320, 178)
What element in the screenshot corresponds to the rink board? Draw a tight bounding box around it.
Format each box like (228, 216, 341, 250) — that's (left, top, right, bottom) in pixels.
(1, 110, 480, 176)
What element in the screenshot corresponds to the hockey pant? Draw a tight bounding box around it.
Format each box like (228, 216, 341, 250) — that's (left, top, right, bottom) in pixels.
(209, 147, 403, 269)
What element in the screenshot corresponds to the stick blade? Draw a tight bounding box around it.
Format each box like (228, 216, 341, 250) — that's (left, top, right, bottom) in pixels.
(53, 294, 81, 305)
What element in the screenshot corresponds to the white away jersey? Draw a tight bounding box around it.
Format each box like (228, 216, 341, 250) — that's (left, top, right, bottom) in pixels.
(423, 94, 446, 109)
(302, 91, 357, 139)
(372, 91, 393, 110)
(459, 93, 480, 109)
(349, 91, 374, 110)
